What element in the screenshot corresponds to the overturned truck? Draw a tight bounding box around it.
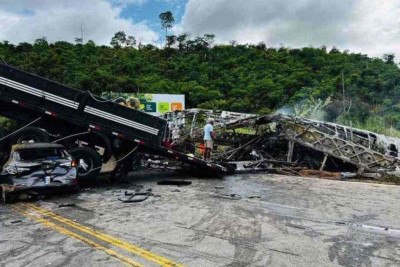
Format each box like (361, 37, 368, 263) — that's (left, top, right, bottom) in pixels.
(0, 63, 227, 192)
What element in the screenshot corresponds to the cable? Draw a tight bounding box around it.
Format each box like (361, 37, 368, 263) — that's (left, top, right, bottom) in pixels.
(52, 131, 90, 143)
(86, 90, 113, 103)
(0, 117, 42, 143)
(89, 145, 139, 172)
(115, 146, 139, 163)
(86, 90, 138, 105)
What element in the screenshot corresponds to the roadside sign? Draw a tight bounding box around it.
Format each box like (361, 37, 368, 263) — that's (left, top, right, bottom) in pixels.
(102, 92, 185, 115)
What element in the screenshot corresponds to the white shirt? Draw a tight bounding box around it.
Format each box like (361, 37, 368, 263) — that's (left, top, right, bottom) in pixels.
(204, 123, 213, 140)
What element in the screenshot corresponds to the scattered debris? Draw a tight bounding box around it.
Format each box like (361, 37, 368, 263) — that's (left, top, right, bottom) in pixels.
(210, 193, 242, 200)
(10, 219, 22, 224)
(58, 203, 76, 208)
(359, 173, 382, 179)
(287, 223, 306, 230)
(299, 170, 342, 180)
(247, 195, 261, 199)
(118, 191, 151, 203)
(341, 172, 358, 179)
(157, 180, 192, 186)
(332, 221, 399, 233)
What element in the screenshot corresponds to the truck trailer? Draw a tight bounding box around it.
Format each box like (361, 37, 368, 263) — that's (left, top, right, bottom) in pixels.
(0, 63, 227, 183)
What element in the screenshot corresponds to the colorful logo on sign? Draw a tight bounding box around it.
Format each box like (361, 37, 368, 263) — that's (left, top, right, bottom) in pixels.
(158, 102, 170, 113)
(101, 92, 184, 114)
(144, 102, 156, 112)
(171, 102, 183, 111)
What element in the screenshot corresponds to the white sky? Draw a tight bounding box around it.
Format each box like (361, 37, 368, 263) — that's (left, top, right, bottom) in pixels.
(180, 0, 400, 58)
(1, 0, 400, 59)
(0, 0, 158, 45)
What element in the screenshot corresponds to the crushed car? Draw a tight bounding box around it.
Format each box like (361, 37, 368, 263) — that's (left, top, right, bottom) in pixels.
(0, 143, 78, 203)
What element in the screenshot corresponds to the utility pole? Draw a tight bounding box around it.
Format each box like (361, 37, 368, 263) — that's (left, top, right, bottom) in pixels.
(80, 20, 84, 44)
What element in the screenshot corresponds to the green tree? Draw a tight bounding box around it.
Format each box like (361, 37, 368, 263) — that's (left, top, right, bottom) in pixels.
(125, 36, 136, 47)
(166, 35, 176, 48)
(176, 33, 188, 51)
(384, 53, 395, 64)
(110, 31, 136, 48)
(110, 31, 126, 48)
(2, 33, 400, 134)
(34, 37, 48, 46)
(159, 11, 175, 45)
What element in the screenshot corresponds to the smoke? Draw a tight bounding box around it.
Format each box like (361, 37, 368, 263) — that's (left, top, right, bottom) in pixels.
(274, 105, 294, 116)
(275, 96, 332, 121)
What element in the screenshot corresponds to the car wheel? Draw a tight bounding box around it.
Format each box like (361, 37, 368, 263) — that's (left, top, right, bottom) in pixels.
(11, 126, 50, 145)
(69, 147, 102, 182)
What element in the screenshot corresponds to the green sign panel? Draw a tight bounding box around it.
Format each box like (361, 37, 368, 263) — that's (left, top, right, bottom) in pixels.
(144, 102, 156, 112)
(158, 102, 170, 113)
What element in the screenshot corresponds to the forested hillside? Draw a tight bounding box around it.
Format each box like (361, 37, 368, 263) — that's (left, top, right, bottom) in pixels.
(1, 35, 400, 132)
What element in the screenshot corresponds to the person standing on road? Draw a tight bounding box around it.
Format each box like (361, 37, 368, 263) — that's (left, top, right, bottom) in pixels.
(203, 119, 214, 160)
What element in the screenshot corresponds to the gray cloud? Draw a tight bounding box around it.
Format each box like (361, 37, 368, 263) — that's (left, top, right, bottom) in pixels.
(0, 0, 158, 45)
(180, 0, 400, 58)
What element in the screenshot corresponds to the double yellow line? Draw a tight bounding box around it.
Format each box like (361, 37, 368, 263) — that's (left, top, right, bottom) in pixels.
(14, 203, 183, 267)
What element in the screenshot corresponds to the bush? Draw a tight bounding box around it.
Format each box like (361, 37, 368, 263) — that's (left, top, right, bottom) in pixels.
(0, 117, 16, 131)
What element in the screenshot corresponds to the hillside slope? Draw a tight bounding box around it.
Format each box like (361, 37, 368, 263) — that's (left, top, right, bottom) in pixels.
(1, 39, 400, 130)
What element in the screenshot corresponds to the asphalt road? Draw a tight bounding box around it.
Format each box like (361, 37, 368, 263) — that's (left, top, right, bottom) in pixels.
(1, 172, 400, 266)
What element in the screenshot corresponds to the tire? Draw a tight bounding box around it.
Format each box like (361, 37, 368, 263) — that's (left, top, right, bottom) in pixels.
(69, 147, 102, 182)
(11, 126, 50, 145)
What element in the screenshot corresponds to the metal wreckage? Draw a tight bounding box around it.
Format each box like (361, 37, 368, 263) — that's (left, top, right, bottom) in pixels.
(155, 109, 400, 179)
(0, 63, 398, 181)
(2, 62, 398, 204)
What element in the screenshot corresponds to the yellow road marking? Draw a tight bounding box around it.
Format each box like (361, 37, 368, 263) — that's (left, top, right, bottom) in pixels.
(13, 206, 143, 267)
(21, 203, 183, 267)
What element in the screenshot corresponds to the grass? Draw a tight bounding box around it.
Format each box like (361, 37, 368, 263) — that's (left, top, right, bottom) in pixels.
(337, 115, 400, 138)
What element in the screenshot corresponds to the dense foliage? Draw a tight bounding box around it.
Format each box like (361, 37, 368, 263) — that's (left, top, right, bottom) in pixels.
(1, 35, 400, 131)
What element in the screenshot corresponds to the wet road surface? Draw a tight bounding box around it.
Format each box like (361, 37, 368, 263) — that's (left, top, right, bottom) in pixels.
(1, 172, 400, 266)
